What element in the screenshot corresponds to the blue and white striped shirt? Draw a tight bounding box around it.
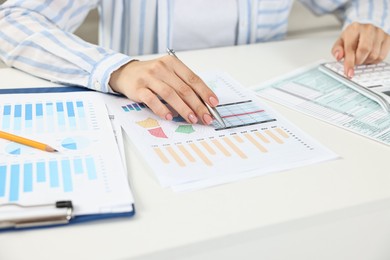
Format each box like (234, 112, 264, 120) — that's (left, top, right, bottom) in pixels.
(0, 0, 389, 93)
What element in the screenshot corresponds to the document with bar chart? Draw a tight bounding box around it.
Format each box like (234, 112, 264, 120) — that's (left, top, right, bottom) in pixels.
(105, 72, 338, 190)
(0, 91, 134, 224)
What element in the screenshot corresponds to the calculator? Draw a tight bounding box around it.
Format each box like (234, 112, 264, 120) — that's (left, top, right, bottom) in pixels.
(319, 61, 390, 112)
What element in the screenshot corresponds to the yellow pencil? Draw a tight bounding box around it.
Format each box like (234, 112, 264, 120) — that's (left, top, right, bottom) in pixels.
(0, 130, 58, 153)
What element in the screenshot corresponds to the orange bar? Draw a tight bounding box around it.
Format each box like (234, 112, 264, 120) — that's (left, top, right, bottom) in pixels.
(189, 143, 213, 166)
(254, 131, 270, 143)
(154, 147, 170, 164)
(244, 133, 268, 153)
(211, 139, 231, 157)
(200, 141, 216, 155)
(265, 129, 283, 144)
(276, 128, 289, 138)
(223, 137, 247, 159)
(233, 135, 244, 143)
(166, 146, 186, 167)
(178, 144, 195, 162)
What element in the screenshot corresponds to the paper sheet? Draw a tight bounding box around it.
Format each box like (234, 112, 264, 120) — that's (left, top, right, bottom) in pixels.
(105, 71, 338, 190)
(0, 92, 134, 217)
(253, 62, 390, 146)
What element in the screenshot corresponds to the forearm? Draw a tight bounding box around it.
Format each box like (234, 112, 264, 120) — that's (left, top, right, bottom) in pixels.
(0, 0, 131, 92)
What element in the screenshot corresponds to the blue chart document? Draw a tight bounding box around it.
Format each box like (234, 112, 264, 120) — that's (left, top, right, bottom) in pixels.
(0, 92, 134, 229)
(254, 62, 390, 146)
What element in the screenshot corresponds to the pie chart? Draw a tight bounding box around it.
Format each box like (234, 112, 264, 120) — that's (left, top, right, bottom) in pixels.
(6, 143, 35, 155)
(61, 137, 90, 150)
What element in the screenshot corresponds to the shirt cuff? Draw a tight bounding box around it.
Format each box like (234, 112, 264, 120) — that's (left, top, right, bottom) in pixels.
(89, 52, 133, 93)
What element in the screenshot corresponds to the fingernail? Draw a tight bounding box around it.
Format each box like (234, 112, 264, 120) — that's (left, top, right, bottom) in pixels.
(347, 69, 354, 78)
(209, 96, 219, 107)
(203, 113, 213, 125)
(165, 113, 173, 121)
(188, 113, 198, 124)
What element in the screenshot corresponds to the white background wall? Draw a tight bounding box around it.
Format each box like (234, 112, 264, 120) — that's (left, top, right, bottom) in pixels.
(0, 0, 340, 68)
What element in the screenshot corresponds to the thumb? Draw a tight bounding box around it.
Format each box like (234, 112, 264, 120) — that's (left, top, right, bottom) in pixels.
(332, 38, 345, 61)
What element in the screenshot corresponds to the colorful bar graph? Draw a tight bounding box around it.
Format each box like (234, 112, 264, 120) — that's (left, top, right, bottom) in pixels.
(66, 101, 77, 129)
(56, 102, 66, 128)
(122, 102, 146, 112)
(151, 128, 291, 167)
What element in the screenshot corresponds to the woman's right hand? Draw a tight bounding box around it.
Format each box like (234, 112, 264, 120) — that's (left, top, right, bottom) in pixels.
(109, 55, 219, 125)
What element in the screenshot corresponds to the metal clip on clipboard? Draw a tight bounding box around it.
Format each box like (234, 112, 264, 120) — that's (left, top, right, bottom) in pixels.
(0, 200, 73, 229)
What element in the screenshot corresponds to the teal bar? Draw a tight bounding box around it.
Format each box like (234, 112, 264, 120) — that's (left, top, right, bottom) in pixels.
(0, 165, 6, 197)
(36, 161, 46, 182)
(86, 157, 97, 180)
(23, 163, 33, 192)
(49, 161, 59, 188)
(61, 160, 73, 192)
(9, 165, 20, 202)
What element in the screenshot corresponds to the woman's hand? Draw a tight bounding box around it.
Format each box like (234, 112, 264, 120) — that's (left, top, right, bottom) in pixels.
(332, 22, 390, 78)
(109, 55, 219, 125)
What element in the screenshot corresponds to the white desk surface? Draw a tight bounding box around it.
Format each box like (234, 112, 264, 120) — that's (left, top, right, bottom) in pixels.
(1, 33, 390, 260)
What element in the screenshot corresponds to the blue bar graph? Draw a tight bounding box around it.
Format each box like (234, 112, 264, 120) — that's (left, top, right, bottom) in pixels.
(2, 105, 11, 130)
(36, 161, 46, 182)
(86, 157, 97, 180)
(56, 102, 66, 129)
(9, 165, 20, 202)
(123, 102, 146, 112)
(25, 104, 33, 129)
(76, 101, 85, 117)
(61, 159, 73, 192)
(73, 158, 84, 174)
(46, 102, 54, 132)
(36, 103, 43, 116)
(23, 163, 33, 192)
(66, 102, 77, 129)
(14, 104, 22, 131)
(0, 165, 6, 197)
(49, 161, 59, 188)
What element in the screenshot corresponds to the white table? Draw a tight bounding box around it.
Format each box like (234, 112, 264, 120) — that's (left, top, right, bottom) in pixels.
(1, 33, 390, 260)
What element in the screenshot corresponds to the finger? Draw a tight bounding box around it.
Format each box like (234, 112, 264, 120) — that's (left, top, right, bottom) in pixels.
(343, 31, 359, 78)
(147, 78, 199, 124)
(331, 37, 345, 61)
(137, 88, 173, 120)
(365, 33, 384, 64)
(161, 70, 213, 125)
(377, 36, 390, 63)
(169, 56, 220, 107)
(355, 28, 375, 65)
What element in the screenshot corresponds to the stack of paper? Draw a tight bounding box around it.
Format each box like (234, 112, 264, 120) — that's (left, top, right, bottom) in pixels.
(0, 92, 134, 228)
(104, 72, 338, 191)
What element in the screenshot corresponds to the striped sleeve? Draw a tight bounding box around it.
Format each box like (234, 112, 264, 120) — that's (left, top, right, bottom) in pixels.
(0, 0, 132, 93)
(298, 0, 390, 34)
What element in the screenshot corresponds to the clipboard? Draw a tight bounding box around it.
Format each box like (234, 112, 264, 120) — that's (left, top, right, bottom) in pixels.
(0, 86, 135, 232)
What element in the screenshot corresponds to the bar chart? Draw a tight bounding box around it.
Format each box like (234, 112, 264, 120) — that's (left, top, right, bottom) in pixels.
(0, 100, 92, 134)
(0, 157, 99, 202)
(153, 127, 294, 167)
